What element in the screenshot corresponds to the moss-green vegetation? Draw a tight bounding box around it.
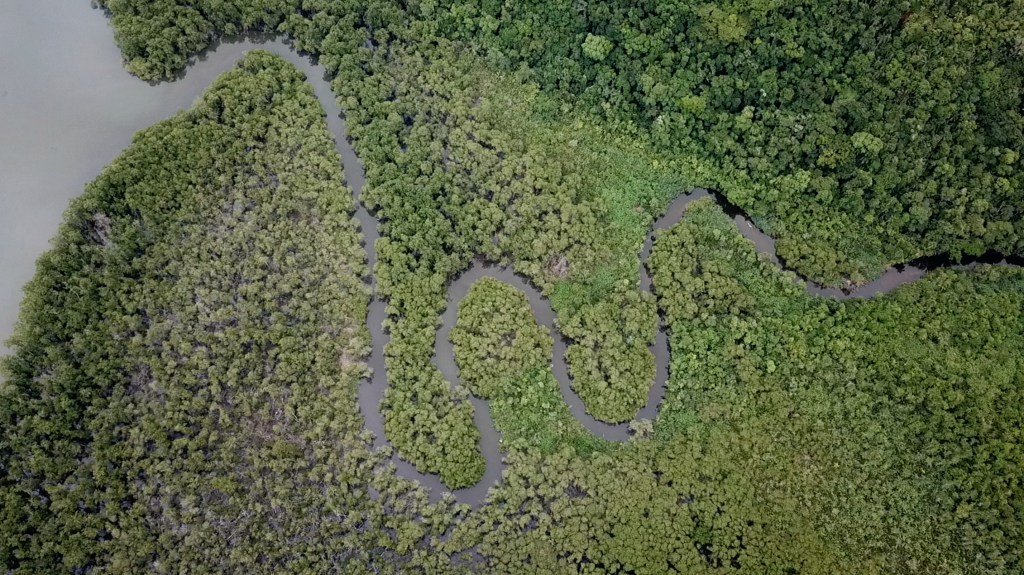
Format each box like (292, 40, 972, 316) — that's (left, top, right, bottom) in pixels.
(99, 0, 1024, 286)
(95, 0, 302, 79)
(487, 367, 609, 458)
(451, 278, 552, 398)
(451, 278, 608, 456)
(0, 52, 459, 574)
(649, 199, 1024, 573)
(561, 282, 657, 423)
(5, 0, 1023, 571)
(448, 440, 846, 574)
(429, 0, 1024, 285)
(289, 11, 688, 482)
(446, 202, 1023, 574)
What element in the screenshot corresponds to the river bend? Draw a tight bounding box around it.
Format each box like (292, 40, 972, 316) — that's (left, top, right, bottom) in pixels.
(4, 18, 1021, 508)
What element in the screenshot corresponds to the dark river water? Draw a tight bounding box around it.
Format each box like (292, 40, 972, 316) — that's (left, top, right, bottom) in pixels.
(2, 2, 1020, 507)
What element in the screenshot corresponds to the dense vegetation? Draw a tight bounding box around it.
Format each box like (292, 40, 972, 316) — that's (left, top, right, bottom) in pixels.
(561, 282, 657, 422)
(98, 0, 1024, 284)
(450, 278, 553, 398)
(282, 6, 681, 485)
(3, 0, 1022, 572)
(95, 0, 302, 78)
(450, 278, 606, 455)
(428, 0, 1024, 284)
(442, 201, 1024, 574)
(0, 53, 460, 573)
(109, 0, 673, 486)
(648, 199, 1023, 573)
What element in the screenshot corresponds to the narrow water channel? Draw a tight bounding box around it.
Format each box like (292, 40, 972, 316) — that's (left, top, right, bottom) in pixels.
(2, 4, 1020, 509)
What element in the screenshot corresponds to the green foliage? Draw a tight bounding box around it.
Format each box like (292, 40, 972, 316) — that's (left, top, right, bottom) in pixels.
(581, 33, 613, 61)
(96, 0, 302, 79)
(428, 0, 1024, 285)
(98, 0, 706, 472)
(488, 367, 609, 458)
(457, 439, 844, 575)
(38, 3, 1024, 572)
(286, 10, 678, 484)
(450, 278, 608, 456)
(649, 197, 805, 327)
(453, 201, 1024, 575)
(97, 0, 1024, 285)
(451, 278, 552, 398)
(561, 281, 656, 422)
(649, 199, 1024, 573)
(0, 52, 457, 573)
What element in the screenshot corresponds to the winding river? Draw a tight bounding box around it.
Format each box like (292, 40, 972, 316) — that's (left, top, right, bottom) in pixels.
(2, 5, 1020, 508)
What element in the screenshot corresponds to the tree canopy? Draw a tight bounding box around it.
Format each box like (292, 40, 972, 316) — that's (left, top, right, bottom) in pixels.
(450, 277, 553, 399)
(2, 1, 1023, 572)
(0, 52, 458, 574)
(98, 0, 1024, 285)
(428, 0, 1024, 283)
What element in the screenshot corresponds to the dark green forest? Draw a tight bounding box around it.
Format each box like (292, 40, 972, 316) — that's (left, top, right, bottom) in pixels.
(0, 53, 460, 573)
(97, 0, 1024, 283)
(1, 0, 1022, 572)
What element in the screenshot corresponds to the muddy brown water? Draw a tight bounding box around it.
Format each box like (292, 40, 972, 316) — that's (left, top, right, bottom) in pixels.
(2, 3, 1020, 508)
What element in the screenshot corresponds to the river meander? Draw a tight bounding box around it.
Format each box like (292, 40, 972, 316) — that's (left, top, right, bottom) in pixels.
(2, 3, 1020, 508)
